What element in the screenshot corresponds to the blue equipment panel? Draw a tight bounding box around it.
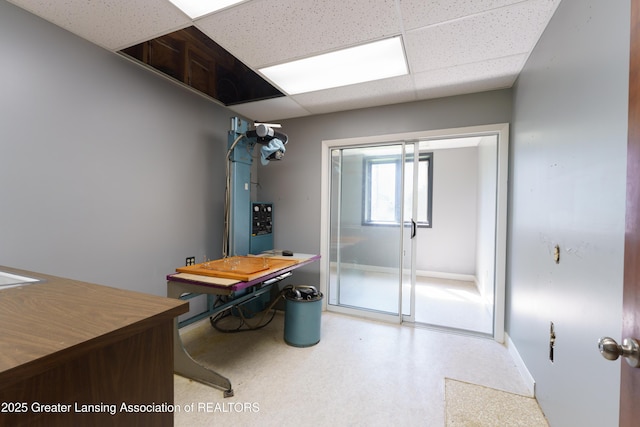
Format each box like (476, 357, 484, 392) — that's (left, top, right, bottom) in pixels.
(250, 203, 273, 254)
(228, 118, 252, 256)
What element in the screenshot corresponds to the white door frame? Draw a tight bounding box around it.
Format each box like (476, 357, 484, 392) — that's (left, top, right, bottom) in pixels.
(319, 123, 509, 342)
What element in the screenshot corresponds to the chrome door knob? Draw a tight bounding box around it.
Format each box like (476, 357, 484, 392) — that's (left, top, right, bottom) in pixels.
(598, 337, 640, 368)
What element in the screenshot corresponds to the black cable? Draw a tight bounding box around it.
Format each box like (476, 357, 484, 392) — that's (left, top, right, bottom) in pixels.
(209, 290, 285, 333)
(210, 306, 276, 333)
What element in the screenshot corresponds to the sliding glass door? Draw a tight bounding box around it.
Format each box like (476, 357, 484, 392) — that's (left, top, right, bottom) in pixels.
(410, 136, 497, 335)
(321, 125, 508, 339)
(328, 143, 412, 321)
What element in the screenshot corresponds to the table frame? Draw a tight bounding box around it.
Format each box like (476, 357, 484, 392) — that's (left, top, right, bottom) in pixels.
(167, 254, 319, 397)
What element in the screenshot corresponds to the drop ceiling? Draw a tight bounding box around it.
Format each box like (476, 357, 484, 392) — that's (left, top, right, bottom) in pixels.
(7, 0, 561, 122)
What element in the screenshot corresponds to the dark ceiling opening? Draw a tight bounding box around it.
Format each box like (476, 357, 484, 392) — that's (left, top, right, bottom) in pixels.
(120, 26, 284, 106)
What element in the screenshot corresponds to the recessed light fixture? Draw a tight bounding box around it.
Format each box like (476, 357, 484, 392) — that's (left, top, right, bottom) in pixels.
(259, 37, 408, 95)
(167, 0, 245, 19)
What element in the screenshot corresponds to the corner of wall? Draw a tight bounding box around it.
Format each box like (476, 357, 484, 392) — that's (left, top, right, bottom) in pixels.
(505, 332, 536, 397)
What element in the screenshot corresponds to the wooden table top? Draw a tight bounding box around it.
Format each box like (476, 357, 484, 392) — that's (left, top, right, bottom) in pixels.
(169, 253, 321, 292)
(0, 266, 188, 387)
(175, 255, 299, 281)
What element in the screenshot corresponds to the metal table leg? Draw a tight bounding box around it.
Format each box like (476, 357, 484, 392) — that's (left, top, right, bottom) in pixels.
(168, 281, 234, 398)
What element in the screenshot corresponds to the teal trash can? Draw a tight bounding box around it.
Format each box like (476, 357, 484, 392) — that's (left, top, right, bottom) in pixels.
(283, 286, 323, 347)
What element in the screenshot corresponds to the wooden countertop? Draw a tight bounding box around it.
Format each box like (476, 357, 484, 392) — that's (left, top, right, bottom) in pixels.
(0, 266, 188, 388)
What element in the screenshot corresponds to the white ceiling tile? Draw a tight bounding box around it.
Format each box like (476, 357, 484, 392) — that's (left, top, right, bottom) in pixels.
(228, 96, 311, 122)
(416, 79, 512, 101)
(413, 55, 526, 96)
(8, 0, 561, 117)
(399, 0, 524, 30)
(196, 0, 401, 68)
(7, 0, 191, 50)
(405, 0, 560, 73)
(293, 75, 417, 116)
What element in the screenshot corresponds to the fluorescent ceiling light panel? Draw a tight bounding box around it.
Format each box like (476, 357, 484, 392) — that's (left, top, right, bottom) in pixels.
(260, 37, 408, 95)
(167, 0, 245, 19)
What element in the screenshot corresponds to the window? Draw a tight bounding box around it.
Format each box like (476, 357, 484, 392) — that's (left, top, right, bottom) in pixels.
(364, 152, 433, 227)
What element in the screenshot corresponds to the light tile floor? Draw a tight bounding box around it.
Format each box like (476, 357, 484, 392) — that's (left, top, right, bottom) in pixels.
(332, 270, 493, 334)
(174, 311, 536, 426)
(414, 277, 493, 334)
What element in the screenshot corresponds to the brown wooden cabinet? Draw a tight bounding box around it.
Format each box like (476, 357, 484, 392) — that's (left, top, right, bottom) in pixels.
(0, 267, 188, 427)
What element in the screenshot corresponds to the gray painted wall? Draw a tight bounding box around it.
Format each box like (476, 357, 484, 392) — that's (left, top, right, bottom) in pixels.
(0, 1, 232, 296)
(509, 0, 629, 425)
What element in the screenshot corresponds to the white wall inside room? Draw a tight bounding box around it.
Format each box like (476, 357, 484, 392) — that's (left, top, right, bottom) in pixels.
(415, 146, 478, 276)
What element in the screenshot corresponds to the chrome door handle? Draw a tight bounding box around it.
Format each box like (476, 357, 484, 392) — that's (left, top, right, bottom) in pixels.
(598, 337, 640, 368)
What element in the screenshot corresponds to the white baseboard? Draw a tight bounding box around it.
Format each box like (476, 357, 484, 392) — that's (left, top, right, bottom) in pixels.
(505, 332, 536, 397)
(415, 270, 476, 283)
(329, 262, 476, 282)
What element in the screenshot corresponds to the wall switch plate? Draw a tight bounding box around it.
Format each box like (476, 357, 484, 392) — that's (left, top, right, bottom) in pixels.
(186, 257, 195, 266)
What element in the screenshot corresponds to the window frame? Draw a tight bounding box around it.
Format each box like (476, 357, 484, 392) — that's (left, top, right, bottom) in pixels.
(362, 151, 433, 228)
